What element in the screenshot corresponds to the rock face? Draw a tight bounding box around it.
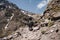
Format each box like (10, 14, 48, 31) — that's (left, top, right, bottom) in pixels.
(43, 0, 60, 20)
(0, 0, 60, 40)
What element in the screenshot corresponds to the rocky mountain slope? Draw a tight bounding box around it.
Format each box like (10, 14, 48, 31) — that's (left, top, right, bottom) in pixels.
(0, 0, 37, 38)
(0, 0, 60, 40)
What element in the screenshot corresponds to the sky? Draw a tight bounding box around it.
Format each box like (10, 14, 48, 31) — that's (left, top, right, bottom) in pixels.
(8, 0, 50, 14)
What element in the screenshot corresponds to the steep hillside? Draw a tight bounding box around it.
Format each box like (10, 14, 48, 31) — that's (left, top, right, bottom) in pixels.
(0, 0, 36, 38)
(0, 0, 60, 40)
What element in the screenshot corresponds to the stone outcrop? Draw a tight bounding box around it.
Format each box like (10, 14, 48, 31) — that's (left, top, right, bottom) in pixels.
(43, 0, 60, 20)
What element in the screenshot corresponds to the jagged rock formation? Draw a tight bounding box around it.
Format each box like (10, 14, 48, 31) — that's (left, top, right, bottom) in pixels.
(43, 0, 60, 20)
(0, 0, 60, 40)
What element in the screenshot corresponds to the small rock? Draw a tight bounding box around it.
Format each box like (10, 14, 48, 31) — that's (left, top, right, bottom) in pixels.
(50, 30, 54, 33)
(3, 37, 7, 40)
(33, 25, 40, 31)
(7, 35, 13, 39)
(52, 24, 57, 28)
(44, 19, 49, 23)
(29, 27, 33, 31)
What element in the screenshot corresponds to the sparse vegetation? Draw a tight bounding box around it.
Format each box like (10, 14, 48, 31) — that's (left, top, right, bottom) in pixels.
(48, 20, 54, 27)
(5, 11, 12, 17)
(41, 30, 46, 34)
